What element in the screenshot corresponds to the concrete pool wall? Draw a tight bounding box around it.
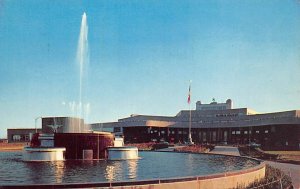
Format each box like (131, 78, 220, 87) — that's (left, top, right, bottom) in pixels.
(105, 162, 266, 189)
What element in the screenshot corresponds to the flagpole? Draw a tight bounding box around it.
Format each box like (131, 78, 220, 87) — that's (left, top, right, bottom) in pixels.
(189, 99, 192, 143)
(188, 80, 193, 145)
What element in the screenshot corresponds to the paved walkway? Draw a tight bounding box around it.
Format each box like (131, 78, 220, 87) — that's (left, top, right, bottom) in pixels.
(209, 146, 241, 156)
(265, 161, 300, 189)
(209, 146, 299, 188)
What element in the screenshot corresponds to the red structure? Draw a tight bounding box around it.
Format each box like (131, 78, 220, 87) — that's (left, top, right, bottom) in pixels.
(54, 132, 114, 159)
(30, 133, 40, 147)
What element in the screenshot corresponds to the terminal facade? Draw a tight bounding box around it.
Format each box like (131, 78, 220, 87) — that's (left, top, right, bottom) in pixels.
(92, 99, 300, 150)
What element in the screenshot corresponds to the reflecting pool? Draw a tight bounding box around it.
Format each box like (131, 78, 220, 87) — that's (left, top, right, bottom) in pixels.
(0, 151, 259, 185)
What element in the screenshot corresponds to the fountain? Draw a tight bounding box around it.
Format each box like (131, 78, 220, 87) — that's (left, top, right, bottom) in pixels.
(23, 12, 137, 161)
(75, 12, 138, 160)
(77, 12, 89, 125)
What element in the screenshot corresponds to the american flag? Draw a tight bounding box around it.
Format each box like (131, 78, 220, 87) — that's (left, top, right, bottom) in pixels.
(187, 83, 191, 104)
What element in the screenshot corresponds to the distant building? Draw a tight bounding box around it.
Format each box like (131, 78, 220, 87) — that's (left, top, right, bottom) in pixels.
(0, 139, 8, 143)
(7, 128, 42, 143)
(196, 99, 233, 111)
(7, 117, 89, 143)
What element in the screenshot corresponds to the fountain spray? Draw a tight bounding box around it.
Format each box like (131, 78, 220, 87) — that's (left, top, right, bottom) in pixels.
(77, 12, 89, 124)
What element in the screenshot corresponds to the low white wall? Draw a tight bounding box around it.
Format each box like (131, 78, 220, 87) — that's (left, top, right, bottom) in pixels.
(23, 147, 65, 161)
(108, 147, 139, 160)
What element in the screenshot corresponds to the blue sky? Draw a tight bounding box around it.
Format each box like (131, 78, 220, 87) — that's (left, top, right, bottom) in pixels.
(0, 0, 300, 138)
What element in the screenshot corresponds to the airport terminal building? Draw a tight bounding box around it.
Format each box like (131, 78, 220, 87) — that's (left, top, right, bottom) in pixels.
(7, 100, 300, 150)
(92, 99, 300, 150)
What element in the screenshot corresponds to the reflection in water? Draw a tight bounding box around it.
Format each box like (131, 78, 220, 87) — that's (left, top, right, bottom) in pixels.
(104, 161, 122, 181)
(24, 160, 66, 184)
(127, 160, 138, 179)
(105, 165, 115, 181)
(104, 160, 138, 181)
(0, 151, 259, 185)
(185, 153, 197, 175)
(53, 161, 65, 183)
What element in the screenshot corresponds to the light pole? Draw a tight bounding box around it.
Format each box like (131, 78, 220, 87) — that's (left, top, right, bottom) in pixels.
(35, 117, 42, 133)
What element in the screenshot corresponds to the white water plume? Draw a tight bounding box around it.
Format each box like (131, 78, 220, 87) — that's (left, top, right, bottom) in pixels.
(76, 12, 89, 121)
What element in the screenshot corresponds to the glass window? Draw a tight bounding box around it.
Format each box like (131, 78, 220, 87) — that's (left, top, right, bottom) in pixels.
(271, 126, 276, 132)
(256, 130, 259, 134)
(13, 135, 21, 141)
(232, 131, 235, 134)
(25, 135, 29, 141)
(236, 131, 241, 134)
(224, 131, 228, 141)
(114, 127, 121, 132)
(212, 131, 216, 141)
(265, 130, 269, 133)
(203, 132, 207, 142)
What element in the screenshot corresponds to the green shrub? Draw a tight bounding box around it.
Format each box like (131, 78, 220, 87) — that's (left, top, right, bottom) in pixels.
(125, 143, 156, 150)
(174, 144, 213, 153)
(234, 165, 293, 189)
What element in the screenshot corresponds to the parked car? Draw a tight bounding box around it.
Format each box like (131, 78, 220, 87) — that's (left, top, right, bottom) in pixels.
(160, 141, 169, 145)
(247, 142, 261, 147)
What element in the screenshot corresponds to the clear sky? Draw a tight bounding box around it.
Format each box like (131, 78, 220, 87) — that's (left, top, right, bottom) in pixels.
(0, 0, 300, 138)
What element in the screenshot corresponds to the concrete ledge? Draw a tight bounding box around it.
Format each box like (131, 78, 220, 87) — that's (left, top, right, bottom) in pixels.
(23, 147, 66, 152)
